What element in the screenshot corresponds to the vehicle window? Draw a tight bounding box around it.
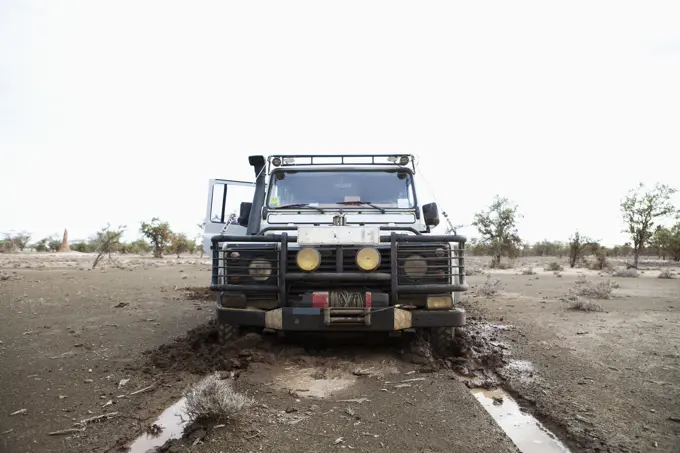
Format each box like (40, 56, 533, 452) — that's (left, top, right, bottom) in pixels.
(210, 184, 226, 223)
(267, 171, 415, 208)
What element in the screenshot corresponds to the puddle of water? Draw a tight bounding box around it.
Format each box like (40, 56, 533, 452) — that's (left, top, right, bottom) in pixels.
(127, 398, 189, 453)
(274, 367, 357, 398)
(472, 388, 571, 453)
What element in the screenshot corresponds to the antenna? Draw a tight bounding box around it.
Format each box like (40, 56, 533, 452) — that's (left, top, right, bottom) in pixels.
(441, 211, 468, 235)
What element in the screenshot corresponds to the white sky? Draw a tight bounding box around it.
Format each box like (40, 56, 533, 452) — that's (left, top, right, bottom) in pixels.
(2, 0, 679, 246)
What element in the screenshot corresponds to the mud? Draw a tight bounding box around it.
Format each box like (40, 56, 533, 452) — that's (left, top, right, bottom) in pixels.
(142, 322, 275, 375)
(139, 318, 531, 453)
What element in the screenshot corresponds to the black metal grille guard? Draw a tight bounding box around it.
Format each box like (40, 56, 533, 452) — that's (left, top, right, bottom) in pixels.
(210, 226, 467, 304)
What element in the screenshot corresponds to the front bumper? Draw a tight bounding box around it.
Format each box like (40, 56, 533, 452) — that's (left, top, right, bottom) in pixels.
(216, 306, 466, 331)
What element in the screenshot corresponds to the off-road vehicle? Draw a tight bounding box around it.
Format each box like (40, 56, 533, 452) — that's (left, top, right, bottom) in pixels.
(202, 154, 467, 354)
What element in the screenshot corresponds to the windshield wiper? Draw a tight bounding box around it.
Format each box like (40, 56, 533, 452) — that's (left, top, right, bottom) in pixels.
(274, 203, 325, 213)
(335, 201, 386, 213)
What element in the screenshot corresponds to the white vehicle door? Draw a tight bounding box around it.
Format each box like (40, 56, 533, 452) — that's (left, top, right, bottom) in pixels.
(203, 179, 256, 254)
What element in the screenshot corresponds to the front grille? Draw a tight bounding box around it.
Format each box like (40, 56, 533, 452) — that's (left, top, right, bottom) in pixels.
(287, 246, 390, 273)
(396, 243, 459, 285)
(212, 245, 279, 287)
(210, 238, 465, 301)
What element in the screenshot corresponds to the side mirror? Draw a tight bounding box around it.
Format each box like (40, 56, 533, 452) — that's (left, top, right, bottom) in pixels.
(237, 202, 252, 227)
(422, 202, 440, 227)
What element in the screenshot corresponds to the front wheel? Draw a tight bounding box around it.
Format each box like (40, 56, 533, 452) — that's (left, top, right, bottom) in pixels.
(429, 326, 456, 357)
(217, 323, 241, 345)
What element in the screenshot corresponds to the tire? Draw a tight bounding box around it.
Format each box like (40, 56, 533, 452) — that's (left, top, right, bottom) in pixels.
(429, 326, 456, 357)
(217, 323, 241, 345)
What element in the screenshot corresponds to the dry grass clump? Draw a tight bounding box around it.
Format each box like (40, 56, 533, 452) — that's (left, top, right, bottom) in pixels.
(545, 262, 564, 272)
(567, 298, 604, 312)
(465, 266, 486, 276)
(560, 275, 616, 312)
(658, 269, 675, 279)
(184, 372, 253, 421)
(571, 278, 617, 299)
(475, 276, 502, 297)
(0, 271, 22, 281)
(613, 267, 639, 278)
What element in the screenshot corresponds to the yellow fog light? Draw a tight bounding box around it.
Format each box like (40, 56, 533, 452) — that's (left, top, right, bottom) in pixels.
(249, 259, 272, 281)
(296, 248, 321, 271)
(356, 247, 381, 271)
(403, 255, 428, 279)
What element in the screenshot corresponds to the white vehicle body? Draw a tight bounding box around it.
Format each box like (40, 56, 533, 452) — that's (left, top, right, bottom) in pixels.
(203, 154, 462, 302)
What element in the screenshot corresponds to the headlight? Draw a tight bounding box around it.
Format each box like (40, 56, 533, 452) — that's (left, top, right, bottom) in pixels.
(296, 248, 321, 271)
(249, 259, 272, 281)
(356, 247, 381, 271)
(403, 255, 428, 279)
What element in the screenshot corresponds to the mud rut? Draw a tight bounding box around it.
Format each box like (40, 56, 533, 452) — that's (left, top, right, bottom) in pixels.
(113, 314, 535, 453)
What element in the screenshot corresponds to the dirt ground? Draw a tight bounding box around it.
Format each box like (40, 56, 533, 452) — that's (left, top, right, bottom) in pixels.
(463, 256, 680, 453)
(0, 252, 679, 453)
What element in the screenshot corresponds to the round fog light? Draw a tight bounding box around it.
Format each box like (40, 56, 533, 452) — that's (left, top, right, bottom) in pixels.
(356, 247, 381, 271)
(249, 259, 272, 281)
(296, 248, 321, 271)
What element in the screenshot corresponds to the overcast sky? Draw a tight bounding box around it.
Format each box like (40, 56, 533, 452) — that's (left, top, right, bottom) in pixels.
(2, 0, 679, 246)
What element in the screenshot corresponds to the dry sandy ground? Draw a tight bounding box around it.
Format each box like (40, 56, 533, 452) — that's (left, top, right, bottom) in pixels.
(464, 256, 680, 453)
(0, 253, 516, 453)
(0, 252, 679, 453)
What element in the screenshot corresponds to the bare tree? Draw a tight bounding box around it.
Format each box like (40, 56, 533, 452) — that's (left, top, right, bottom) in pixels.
(91, 224, 125, 269)
(568, 231, 597, 268)
(7, 232, 31, 251)
(196, 221, 206, 258)
(472, 195, 522, 268)
(620, 183, 677, 268)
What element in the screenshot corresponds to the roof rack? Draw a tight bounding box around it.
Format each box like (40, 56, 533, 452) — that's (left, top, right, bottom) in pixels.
(267, 154, 416, 173)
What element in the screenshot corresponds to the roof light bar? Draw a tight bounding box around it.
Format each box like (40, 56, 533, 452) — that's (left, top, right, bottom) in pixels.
(267, 154, 416, 172)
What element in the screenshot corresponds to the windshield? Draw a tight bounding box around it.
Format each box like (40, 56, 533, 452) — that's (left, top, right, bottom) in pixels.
(267, 170, 416, 209)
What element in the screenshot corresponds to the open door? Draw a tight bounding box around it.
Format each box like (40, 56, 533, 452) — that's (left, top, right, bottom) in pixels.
(203, 179, 256, 254)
